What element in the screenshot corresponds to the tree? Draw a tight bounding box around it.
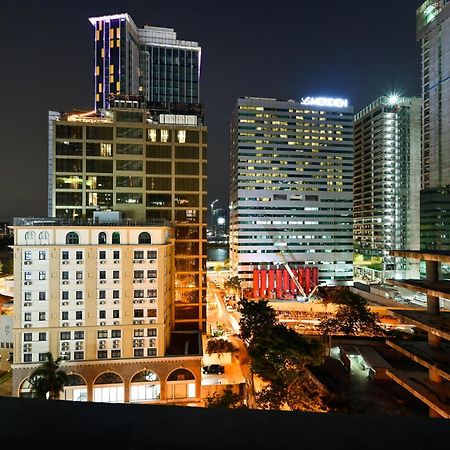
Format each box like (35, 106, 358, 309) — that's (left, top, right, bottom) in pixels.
(0, 258, 13, 276)
(28, 352, 68, 400)
(206, 338, 237, 356)
(319, 290, 385, 336)
(238, 298, 277, 348)
(224, 276, 241, 295)
(206, 386, 246, 408)
(238, 298, 329, 411)
(206, 386, 247, 409)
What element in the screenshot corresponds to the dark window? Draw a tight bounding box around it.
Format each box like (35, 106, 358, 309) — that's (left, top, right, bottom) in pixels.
(116, 127, 143, 139)
(60, 332, 70, 340)
(66, 232, 79, 245)
(138, 232, 151, 244)
(56, 192, 82, 206)
(75, 311, 83, 320)
(116, 160, 143, 171)
(56, 125, 82, 139)
(56, 141, 82, 156)
(99, 310, 106, 319)
(146, 177, 172, 191)
(86, 142, 112, 157)
(86, 160, 113, 173)
(56, 159, 82, 173)
(116, 143, 143, 155)
(97, 350, 107, 359)
(98, 232, 107, 245)
(86, 126, 113, 140)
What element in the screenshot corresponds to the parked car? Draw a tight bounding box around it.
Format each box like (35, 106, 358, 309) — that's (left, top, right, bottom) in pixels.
(202, 364, 225, 375)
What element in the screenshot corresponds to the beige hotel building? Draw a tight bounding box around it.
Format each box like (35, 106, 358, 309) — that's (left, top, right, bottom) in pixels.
(11, 217, 202, 403)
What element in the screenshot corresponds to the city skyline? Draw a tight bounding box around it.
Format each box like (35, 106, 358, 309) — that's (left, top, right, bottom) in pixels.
(0, 0, 423, 221)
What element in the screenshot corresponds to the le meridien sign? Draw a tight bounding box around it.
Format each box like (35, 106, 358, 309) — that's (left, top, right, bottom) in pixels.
(300, 97, 349, 108)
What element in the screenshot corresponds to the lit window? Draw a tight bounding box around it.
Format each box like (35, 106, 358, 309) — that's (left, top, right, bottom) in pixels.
(147, 129, 157, 142)
(160, 129, 169, 143)
(177, 130, 186, 143)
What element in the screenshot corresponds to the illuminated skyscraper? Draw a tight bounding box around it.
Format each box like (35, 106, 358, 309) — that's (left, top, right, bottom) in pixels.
(353, 96, 421, 279)
(48, 105, 207, 332)
(229, 97, 354, 289)
(417, 1, 450, 249)
(90, 13, 201, 110)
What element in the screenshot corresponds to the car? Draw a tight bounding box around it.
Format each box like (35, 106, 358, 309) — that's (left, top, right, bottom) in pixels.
(202, 364, 225, 375)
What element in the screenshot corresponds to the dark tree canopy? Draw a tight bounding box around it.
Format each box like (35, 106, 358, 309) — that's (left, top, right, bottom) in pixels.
(28, 352, 68, 400)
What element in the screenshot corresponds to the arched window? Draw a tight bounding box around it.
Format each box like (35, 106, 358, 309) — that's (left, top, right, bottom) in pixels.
(93, 372, 124, 403)
(167, 368, 195, 382)
(65, 232, 79, 245)
(38, 231, 49, 244)
(138, 232, 151, 244)
(112, 232, 121, 244)
(130, 370, 160, 403)
(63, 374, 87, 402)
(98, 232, 107, 245)
(25, 231, 36, 244)
(166, 368, 196, 400)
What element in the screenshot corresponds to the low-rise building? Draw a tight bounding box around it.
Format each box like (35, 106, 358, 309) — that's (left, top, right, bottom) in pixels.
(11, 217, 202, 403)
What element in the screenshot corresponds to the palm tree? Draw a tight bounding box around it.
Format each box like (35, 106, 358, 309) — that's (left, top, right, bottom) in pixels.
(28, 352, 68, 400)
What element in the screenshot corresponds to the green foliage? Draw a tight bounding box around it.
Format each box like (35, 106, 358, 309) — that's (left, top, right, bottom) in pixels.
(29, 352, 68, 400)
(206, 386, 247, 409)
(0, 258, 13, 276)
(206, 338, 237, 355)
(238, 298, 329, 411)
(224, 276, 241, 294)
(238, 298, 277, 347)
(319, 289, 385, 336)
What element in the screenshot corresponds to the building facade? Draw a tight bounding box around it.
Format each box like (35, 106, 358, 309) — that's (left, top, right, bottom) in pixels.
(353, 96, 421, 279)
(90, 13, 201, 110)
(11, 219, 202, 403)
(212, 208, 227, 238)
(48, 106, 207, 332)
(229, 97, 354, 289)
(417, 0, 450, 249)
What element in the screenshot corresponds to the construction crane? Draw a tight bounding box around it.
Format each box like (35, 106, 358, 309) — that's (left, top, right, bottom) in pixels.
(276, 250, 307, 300)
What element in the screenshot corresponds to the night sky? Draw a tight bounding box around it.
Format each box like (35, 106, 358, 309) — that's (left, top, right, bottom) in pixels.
(0, 0, 423, 222)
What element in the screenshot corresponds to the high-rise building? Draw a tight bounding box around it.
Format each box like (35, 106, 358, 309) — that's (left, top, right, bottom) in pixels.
(90, 14, 201, 110)
(353, 96, 421, 279)
(229, 97, 354, 290)
(212, 208, 227, 238)
(11, 217, 202, 403)
(48, 104, 207, 332)
(417, 1, 450, 249)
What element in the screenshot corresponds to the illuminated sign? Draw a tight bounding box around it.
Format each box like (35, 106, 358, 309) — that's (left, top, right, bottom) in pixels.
(300, 97, 349, 108)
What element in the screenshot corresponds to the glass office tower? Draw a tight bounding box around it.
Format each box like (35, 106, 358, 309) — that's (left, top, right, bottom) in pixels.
(48, 105, 207, 331)
(90, 14, 201, 110)
(229, 97, 354, 287)
(353, 96, 421, 279)
(417, 1, 450, 249)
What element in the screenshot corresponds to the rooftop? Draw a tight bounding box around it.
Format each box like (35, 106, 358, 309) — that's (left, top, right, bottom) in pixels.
(12, 217, 171, 228)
